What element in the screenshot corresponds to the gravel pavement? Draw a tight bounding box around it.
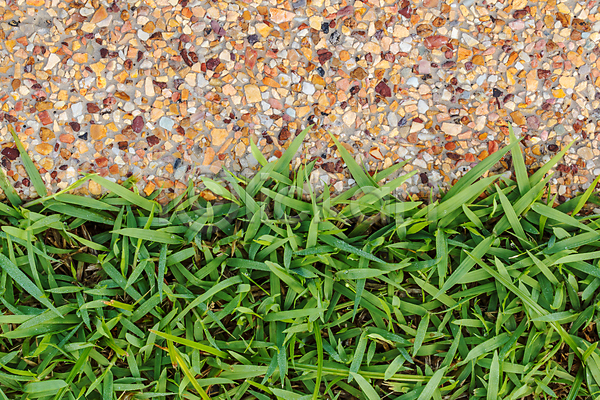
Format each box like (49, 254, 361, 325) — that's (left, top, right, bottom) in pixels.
(1, 0, 599, 202)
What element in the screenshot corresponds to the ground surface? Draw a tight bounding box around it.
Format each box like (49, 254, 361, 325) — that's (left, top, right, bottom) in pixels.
(1, 0, 599, 201)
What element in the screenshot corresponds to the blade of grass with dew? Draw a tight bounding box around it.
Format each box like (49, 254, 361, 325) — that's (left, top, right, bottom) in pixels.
(53, 193, 121, 212)
(487, 351, 500, 400)
(201, 177, 240, 205)
(348, 331, 368, 383)
(413, 313, 430, 357)
(111, 228, 184, 244)
(157, 244, 167, 301)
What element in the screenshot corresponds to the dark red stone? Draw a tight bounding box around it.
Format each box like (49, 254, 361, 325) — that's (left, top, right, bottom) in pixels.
(375, 81, 391, 97)
(1, 147, 18, 160)
(537, 69, 551, 79)
(132, 116, 144, 133)
(317, 49, 333, 64)
(69, 121, 81, 132)
(206, 57, 220, 70)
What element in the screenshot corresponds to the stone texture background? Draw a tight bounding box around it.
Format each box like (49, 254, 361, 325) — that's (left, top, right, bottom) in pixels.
(1, 0, 599, 201)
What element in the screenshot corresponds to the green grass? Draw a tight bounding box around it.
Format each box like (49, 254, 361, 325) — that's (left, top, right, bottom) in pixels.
(1, 123, 600, 399)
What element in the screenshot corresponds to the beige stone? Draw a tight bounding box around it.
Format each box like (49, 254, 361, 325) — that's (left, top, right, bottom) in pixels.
(578, 146, 594, 160)
(244, 84, 261, 103)
(222, 84, 237, 96)
(559, 76, 576, 89)
(343, 111, 356, 126)
(441, 122, 462, 136)
(269, 8, 295, 23)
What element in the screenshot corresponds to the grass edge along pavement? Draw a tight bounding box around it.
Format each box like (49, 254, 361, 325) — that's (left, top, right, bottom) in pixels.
(1, 122, 600, 399)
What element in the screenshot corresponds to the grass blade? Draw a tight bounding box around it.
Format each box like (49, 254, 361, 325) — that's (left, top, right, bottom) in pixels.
(508, 123, 530, 195)
(0, 254, 61, 318)
(89, 174, 159, 213)
(8, 125, 47, 197)
(416, 366, 447, 400)
(442, 138, 519, 201)
(328, 131, 375, 189)
(111, 228, 184, 244)
(487, 351, 500, 400)
(349, 372, 380, 400)
(0, 166, 21, 206)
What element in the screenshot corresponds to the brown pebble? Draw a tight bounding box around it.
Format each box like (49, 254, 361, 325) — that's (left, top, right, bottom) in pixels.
(446, 152, 462, 161)
(416, 24, 433, 37)
(279, 127, 291, 141)
(432, 17, 446, 27)
(115, 91, 130, 101)
(40, 127, 55, 141)
(572, 18, 591, 32)
(69, 121, 81, 132)
(317, 49, 333, 64)
(537, 69, 551, 79)
(350, 67, 367, 80)
(147, 135, 160, 146)
(87, 103, 100, 113)
(488, 141, 499, 154)
(60, 148, 71, 160)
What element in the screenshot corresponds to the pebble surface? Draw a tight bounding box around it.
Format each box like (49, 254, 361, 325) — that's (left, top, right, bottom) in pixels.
(1, 0, 600, 202)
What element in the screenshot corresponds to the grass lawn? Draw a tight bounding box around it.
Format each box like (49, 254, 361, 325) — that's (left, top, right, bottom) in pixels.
(1, 124, 600, 399)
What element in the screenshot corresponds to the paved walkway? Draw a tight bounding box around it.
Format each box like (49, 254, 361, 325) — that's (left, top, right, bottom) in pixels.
(1, 0, 599, 201)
